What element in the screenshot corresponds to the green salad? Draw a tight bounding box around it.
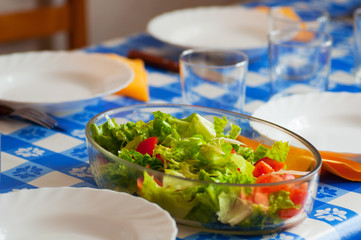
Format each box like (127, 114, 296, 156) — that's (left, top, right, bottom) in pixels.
(90, 111, 309, 229)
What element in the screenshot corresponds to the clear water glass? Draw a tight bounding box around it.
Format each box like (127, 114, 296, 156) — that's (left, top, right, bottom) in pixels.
(269, 29, 333, 98)
(180, 49, 248, 113)
(269, 5, 329, 33)
(353, 7, 361, 85)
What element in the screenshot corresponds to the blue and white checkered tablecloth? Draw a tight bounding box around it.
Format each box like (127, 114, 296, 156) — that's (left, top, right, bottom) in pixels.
(244, 0, 361, 18)
(2, 3, 361, 240)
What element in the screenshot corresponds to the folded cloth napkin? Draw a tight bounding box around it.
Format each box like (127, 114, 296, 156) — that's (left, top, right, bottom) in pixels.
(237, 135, 361, 181)
(108, 54, 149, 102)
(319, 151, 361, 181)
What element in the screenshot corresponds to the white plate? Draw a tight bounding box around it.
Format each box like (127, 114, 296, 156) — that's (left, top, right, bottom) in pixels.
(147, 6, 268, 59)
(0, 51, 134, 114)
(252, 92, 361, 154)
(0, 187, 177, 240)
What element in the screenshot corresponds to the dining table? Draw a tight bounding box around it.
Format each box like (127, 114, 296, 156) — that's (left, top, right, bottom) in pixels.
(1, 1, 361, 240)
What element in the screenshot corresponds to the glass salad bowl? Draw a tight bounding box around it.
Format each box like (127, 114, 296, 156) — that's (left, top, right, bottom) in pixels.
(85, 104, 321, 235)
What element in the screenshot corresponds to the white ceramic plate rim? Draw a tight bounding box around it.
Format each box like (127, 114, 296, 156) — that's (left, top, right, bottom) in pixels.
(0, 51, 134, 113)
(252, 92, 361, 154)
(0, 187, 177, 240)
(147, 6, 268, 50)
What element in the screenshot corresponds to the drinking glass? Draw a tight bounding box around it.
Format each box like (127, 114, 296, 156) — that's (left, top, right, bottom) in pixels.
(180, 49, 248, 113)
(269, 5, 329, 33)
(269, 29, 333, 98)
(353, 7, 361, 84)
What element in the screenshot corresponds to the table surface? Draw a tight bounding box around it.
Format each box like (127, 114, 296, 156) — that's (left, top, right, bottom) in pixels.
(1, 2, 361, 240)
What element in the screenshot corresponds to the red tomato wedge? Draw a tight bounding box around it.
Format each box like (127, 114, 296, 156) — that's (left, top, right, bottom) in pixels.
(290, 182, 308, 205)
(255, 172, 293, 193)
(250, 189, 269, 207)
(278, 182, 308, 218)
(253, 160, 274, 177)
(255, 157, 285, 171)
(278, 208, 302, 219)
(256, 172, 284, 184)
(280, 173, 296, 181)
(137, 175, 163, 190)
(137, 177, 144, 189)
(136, 137, 158, 156)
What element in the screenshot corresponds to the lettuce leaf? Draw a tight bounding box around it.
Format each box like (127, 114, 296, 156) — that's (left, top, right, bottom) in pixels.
(99, 162, 138, 193)
(140, 172, 197, 219)
(268, 190, 295, 214)
(227, 123, 242, 139)
(118, 149, 164, 171)
(213, 116, 228, 137)
(185, 185, 221, 223)
(253, 141, 290, 164)
(217, 192, 253, 226)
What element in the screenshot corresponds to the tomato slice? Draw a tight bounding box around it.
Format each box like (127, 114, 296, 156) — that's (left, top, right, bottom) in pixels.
(255, 173, 289, 193)
(137, 175, 163, 191)
(240, 188, 269, 207)
(253, 160, 274, 177)
(278, 182, 308, 219)
(280, 173, 295, 181)
(136, 137, 158, 156)
(256, 172, 283, 184)
(290, 182, 308, 205)
(251, 189, 269, 207)
(279, 208, 302, 219)
(255, 157, 285, 171)
(137, 177, 144, 190)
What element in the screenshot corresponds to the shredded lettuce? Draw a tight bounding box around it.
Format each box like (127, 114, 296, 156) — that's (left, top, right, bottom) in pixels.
(140, 172, 197, 219)
(217, 192, 253, 226)
(268, 190, 295, 214)
(253, 141, 290, 164)
(91, 111, 294, 229)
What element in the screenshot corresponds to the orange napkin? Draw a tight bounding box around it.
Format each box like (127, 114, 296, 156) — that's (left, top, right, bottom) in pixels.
(108, 54, 149, 102)
(255, 5, 314, 42)
(319, 151, 361, 181)
(237, 135, 361, 181)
